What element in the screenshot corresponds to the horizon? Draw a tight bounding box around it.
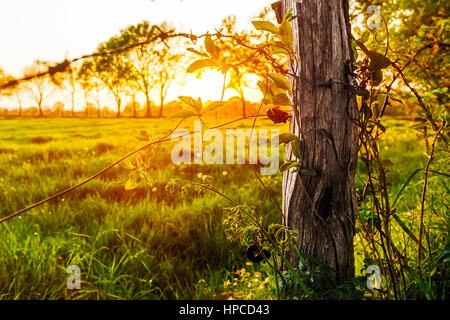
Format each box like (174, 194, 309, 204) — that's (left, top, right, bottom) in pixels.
(0, 0, 275, 111)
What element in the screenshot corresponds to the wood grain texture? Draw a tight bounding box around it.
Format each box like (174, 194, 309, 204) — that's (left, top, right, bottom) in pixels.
(281, 0, 359, 286)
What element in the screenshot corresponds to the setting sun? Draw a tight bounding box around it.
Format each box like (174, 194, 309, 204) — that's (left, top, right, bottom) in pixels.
(0, 0, 273, 111)
(179, 69, 260, 103)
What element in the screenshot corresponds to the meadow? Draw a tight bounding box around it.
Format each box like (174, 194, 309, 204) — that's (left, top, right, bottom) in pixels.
(0, 116, 447, 299)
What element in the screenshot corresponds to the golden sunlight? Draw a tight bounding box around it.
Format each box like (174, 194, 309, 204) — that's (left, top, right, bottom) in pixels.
(181, 70, 259, 103)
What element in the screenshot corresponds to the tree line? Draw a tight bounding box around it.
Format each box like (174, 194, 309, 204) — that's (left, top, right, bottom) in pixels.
(0, 21, 184, 118)
(0, 11, 273, 119)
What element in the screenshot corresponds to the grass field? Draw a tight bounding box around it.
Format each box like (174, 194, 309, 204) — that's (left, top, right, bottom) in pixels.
(0, 117, 448, 299)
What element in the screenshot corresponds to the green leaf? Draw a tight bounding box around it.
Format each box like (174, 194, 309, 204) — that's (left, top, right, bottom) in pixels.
(369, 51, 391, 70)
(168, 109, 199, 119)
(279, 20, 293, 47)
(277, 133, 298, 145)
(125, 174, 140, 190)
(186, 59, 217, 73)
(203, 101, 226, 113)
(257, 80, 272, 95)
(251, 20, 279, 34)
(283, 8, 293, 22)
(381, 159, 393, 167)
(389, 95, 405, 106)
(358, 31, 370, 43)
(371, 69, 383, 86)
(268, 73, 290, 90)
(186, 48, 209, 58)
(273, 93, 292, 106)
(270, 44, 290, 55)
(279, 160, 301, 173)
(204, 35, 221, 59)
(279, 161, 291, 173)
(369, 120, 386, 133)
(178, 96, 202, 112)
(377, 122, 386, 132)
(291, 139, 302, 160)
(361, 103, 373, 120)
(273, 87, 288, 96)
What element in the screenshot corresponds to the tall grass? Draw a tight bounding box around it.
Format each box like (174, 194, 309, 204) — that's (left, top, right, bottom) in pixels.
(0, 117, 447, 299)
(0, 117, 280, 299)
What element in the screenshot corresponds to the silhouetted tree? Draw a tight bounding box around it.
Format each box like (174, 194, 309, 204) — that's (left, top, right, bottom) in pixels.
(78, 60, 103, 118)
(22, 60, 54, 117)
(92, 37, 132, 117)
(119, 21, 158, 118)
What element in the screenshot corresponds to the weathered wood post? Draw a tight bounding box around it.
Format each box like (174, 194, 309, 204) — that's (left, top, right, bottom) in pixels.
(274, 0, 359, 286)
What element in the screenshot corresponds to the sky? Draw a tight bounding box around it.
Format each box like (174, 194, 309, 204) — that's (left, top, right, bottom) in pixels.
(0, 0, 274, 110)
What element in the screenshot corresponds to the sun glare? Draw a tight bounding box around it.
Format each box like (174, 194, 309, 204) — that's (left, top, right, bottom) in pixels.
(180, 70, 247, 103)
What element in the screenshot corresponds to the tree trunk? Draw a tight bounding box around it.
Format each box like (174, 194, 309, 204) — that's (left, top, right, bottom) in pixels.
(239, 87, 246, 117)
(159, 100, 164, 118)
(279, 0, 359, 287)
(159, 89, 164, 118)
(18, 98, 22, 117)
(72, 92, 75, 117)
(115, 97, 121, 117)
(96, 87, 101, 118)
(84, 92, 89, 118)
(38, 101, 43, 117)
(145, 90, 152, 118)
(132, 93, 137, 118)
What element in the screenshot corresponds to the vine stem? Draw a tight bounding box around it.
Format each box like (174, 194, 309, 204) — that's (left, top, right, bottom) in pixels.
(418, 124, 444, 279)
(250, 165, 284, 218)
(172, 179, 314, 298)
